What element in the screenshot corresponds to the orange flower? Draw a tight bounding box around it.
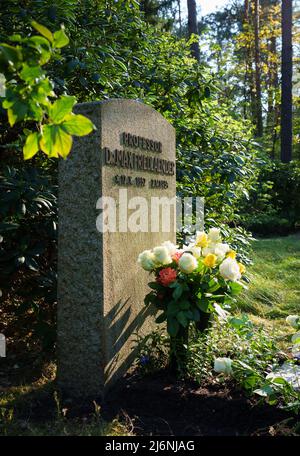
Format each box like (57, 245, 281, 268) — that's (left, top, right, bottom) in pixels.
(157, 267, 177, 287)
(172, 251, 183, 263)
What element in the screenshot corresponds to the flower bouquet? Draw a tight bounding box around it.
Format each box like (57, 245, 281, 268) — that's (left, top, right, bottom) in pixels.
(137, 227, 247, 372)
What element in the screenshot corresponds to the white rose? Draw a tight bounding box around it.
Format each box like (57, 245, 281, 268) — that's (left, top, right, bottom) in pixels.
(195, 231, 208, 247)
(178, 252, 198, 274)
(202, 244, 216, 257)
(153, 246, 172, 265)
(161, 240, 178, 256)
(219, 258, 241, 282)
(214, 357, 233, 375)
(286, 315, 300, 329)
(291, 332, 300, 344)
(208, 227, 222, 243)
(214, 243, 230, 260)
(183, 243, 201, 258)
(137, 250, 156, 271)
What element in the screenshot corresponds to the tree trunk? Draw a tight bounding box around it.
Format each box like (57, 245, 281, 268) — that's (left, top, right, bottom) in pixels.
(178, 0, 182, 36)
(243, 0, 250, 118)
(270, 35, 279, 159)
(254, 0, 263, 137)
(187, 0, 200, 61)
(280, 0, 293, 163)
(244, 0, 249, 19)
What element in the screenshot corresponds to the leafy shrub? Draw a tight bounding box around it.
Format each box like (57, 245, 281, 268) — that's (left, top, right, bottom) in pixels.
(0, 165, 57, 349)
(241, 158, 300, 236)
(244, 214, 292, 236)
(186, 315, 281, 385)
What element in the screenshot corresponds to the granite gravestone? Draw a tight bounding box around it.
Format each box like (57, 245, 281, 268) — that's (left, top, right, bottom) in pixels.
(57, 99, 176, 397)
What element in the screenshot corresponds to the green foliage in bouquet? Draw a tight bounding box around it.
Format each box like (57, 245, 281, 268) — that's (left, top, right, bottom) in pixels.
(138, 228, 248, 371)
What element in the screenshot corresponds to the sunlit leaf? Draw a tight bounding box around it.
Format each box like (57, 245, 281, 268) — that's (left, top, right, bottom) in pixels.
(31, 21, 53, 43)
(40, 124, 72, 158)
(7, 101, 28, 126)
(54, 126, 73, 158)
(62, 114, 95, 136)
(23, 131, 39, 160)
(49, 95, 76, 123)
(20, 64, 43, 83)
(40, 125, 58, 157)
(53, 28, 69, 48)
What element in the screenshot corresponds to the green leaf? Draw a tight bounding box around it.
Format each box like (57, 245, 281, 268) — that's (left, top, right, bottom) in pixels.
(31, 78, 54, 102)
(172, 283, 183, 301)
(53, 28, 69, 48)
(254, 385, 274, 397)
(62, 114, 95, 136)
(196, 298, 209, 313)
(208, 278, 221, 293)
(176, 311, 188, 327)
(156, 312, 167, 324)
(271, 377, 288, 385)
(148, 281, 161, 290)
(0, 44, 22, 65)
(27, 36, 51, 65)
(191, 308, 200, 321)
(31, 21, 53, 43)
(144, 292, 156, 306)
(228, 317, 245, 328)
(167, 300, 180, 316)
(229, 282, 243, 295)
(20, 64, 43, 83)
(40, 124, 72, 158)
(53, 126, 72, 158)
(115, 59, 127, 72)
(23, 132, 39, 160)
(40, 125, 58, 157)
(7, 101, 28, 126)
(179, 299, 190, 310)
(50, 95, 76, 123)
(243, 374, 260, 390)
(3, 98, 15, 109)
(167, 317, 179, 337)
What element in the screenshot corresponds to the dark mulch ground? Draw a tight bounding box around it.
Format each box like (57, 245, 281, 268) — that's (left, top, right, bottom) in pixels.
(102, 370, 297, 436)
(1, 356, 298, 436)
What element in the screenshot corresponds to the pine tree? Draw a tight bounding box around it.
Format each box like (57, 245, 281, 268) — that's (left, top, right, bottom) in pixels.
(187, 0, 200, 61)
(280, 0, 293, 162)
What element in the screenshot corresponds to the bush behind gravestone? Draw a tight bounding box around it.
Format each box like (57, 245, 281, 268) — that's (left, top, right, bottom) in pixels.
(241, 159, 300, 236)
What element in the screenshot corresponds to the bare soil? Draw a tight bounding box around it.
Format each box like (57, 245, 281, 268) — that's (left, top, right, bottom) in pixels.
(102, 370, 297, 436)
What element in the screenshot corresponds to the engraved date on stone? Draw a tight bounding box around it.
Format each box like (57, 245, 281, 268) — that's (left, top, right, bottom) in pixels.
(150, 179, 168, 189)
(114, 175, 146, 187)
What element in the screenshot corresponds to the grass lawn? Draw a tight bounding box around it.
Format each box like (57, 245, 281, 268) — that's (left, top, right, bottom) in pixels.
(1, 234, 300, 436)
(237, 234, 300, 328)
